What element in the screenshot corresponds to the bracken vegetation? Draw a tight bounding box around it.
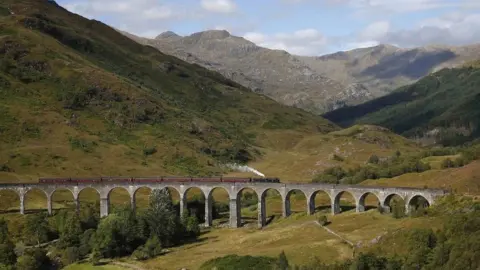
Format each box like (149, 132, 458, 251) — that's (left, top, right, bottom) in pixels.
(0, 0, 336, 179)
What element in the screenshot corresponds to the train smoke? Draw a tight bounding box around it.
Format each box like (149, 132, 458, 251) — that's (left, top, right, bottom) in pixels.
(226, 163, 265, 177)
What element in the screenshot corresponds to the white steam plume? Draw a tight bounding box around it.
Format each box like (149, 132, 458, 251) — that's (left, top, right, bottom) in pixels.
(225, 163, 265, 177)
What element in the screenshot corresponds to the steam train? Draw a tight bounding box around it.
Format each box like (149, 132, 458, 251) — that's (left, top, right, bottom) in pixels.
(38, 176, 281, 184)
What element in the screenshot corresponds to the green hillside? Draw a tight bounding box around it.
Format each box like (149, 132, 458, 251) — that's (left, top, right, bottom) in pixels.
(0, 0, 336, 181)
(323, 65, 480, 145)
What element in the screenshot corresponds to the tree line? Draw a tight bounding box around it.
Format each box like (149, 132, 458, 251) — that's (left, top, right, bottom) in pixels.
(0, 189, 201, 269)
(313, 143, 480, 185)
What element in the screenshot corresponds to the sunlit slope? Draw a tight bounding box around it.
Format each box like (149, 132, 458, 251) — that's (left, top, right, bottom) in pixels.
(361, 160, 480, 195)
(225, 125, 420, 181)
(0, 0, 336, 182)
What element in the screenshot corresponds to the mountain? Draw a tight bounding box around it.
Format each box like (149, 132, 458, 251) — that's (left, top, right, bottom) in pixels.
(121, 30, 368, 114)
(121, 30, 480, 114)
(0, 0, 337, 180)
(323, 64, 480, 146)
(302, 43, 480, 98)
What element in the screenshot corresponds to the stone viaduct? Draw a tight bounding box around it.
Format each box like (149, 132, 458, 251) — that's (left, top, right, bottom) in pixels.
(0, 182, 447, 228)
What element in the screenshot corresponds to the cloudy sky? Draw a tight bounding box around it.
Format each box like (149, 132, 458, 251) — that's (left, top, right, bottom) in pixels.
(58, 0, 480, 56)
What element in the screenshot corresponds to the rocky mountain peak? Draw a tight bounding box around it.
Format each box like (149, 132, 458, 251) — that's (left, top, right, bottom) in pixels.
(190, 30, 231, 40)
(155, 31, 180, 39)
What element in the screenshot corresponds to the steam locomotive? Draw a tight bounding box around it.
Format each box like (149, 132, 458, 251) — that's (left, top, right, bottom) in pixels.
(38, 176, 281, 184)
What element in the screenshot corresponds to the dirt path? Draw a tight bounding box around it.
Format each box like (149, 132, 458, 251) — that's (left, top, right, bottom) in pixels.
(314, 221, 355, 247)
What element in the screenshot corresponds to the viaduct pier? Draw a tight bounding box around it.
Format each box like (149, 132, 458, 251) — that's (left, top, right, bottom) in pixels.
(0, 182, 447, 228)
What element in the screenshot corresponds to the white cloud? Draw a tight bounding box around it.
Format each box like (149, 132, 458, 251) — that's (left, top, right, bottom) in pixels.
(359, 21, 390, 40)
(327, 0, 480, 13)
(201, 0, 237, 13)
(244, 29, 327, 56)
(373, 13, 480, 47)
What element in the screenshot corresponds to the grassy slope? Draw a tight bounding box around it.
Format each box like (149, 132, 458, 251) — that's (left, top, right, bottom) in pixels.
(0, 0, 337, 182)
(361, 159, 480, 196)
(323, 66, 480, 142)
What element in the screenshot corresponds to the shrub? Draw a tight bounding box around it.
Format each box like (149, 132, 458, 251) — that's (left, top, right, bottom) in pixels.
(61, 247, 80, 266)
(200, 255, 278, 270)
(332, 154, 344, 162)
(143, 147, 157, 156)
(391, 200, 405, 219)
(368, 154, 380, 164)
(317, 215, 328, 226)
(441, 158, 455, 169)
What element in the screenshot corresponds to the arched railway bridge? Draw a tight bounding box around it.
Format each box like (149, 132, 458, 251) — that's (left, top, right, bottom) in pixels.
(0, 179, 447, 228)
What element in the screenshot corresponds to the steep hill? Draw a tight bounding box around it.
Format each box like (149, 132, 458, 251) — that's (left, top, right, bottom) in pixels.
(121, 30, 480, 114)
(323, 65, 480, 145)
(0, 0, 337, 181)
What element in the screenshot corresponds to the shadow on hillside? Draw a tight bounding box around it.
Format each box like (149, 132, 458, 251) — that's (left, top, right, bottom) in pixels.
(361, 49, 456, 80)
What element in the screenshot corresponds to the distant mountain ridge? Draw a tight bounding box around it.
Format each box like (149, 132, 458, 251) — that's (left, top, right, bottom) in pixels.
(323, 64, 480, 146)
(120, 30, 480, 114)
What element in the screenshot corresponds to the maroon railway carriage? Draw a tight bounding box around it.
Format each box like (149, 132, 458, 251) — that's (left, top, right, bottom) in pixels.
(38, 176, 281, 184)
(134, 177, 160, 183)
(101, 177, 132, 183)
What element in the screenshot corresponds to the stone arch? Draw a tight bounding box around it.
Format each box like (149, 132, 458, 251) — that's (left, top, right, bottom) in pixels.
(357, 192, 381, 212)
(383, 193, 406, 215)
(0, 188, 20, 213)
(133, 186, 153, 210)
(50, 188, 75, 212)
(107, 187, 132, 211)
(235, 187, 259, 227)
(182, 187, 208, 223)
(24, 188, 49, 214)
(285, 189, 308, 216)
(406, 194, 430, 214)
(332, 190, 357, 215)
(308, 190, 332, 215)
(259, 188, 283, 227)
(77, 187, 101, 215)
(206, 187, 230, 227)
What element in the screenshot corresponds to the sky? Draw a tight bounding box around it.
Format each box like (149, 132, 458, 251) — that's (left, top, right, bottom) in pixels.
(58, 0, 480, 56)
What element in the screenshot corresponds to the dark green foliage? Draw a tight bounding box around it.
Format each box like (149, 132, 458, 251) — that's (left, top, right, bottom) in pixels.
(61, 247, 80, 266)
(240, 192, 258, 208)
(312, 167, 347, 184)
(132, 236, 162, 261)
(391, 199, 405, 219)
(313, 152, 431, 184)
(277, 251, 289, 270)
(142, 189, 180, 247)
(90, 249, 102, 265)
(0, 7, 10, 17)
(199, 254, 278, 270)
(68, 137, 98, 153)
(58, 213, 82, 248)
(93, 207, 144, 258)
(368, 154, 380, 164)
(441, 158, 455, 169)
(181, 213, 200, 239)
(0, 219, 16, 266)
(143, 147, 157, 156)
(15, 255, 38, 270)
(79, 229, 95, 257)
(324, 66, 480, 145)
(23, 214, 50, 246)
(16, 248, 49, 270)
